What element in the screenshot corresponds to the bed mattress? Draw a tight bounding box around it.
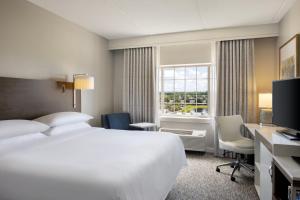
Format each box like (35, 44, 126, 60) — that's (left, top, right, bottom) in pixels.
(0, 128, 186, 200)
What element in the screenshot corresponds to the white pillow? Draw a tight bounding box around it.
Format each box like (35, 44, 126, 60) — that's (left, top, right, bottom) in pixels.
(43, 122, 91, 136)
(0, 120, 49, 140)
(34, 112, 93, 127)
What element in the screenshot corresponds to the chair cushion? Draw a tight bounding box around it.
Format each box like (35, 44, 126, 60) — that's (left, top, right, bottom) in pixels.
(219, 137, 254, 155)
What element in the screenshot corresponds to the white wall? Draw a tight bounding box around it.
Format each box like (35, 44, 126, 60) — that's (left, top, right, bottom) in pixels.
(254, 37, 278, 120)
(0, 0, 113, 126)
(254, 37, 278, 94)
(160, 42, 211, 65)
(278, 0, 300, 46)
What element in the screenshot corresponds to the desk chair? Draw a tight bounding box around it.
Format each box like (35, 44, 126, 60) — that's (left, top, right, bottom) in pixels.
(215, 115, 254, 181)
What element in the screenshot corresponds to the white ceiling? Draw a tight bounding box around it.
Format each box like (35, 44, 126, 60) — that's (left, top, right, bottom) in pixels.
(27, 0, 296, 40)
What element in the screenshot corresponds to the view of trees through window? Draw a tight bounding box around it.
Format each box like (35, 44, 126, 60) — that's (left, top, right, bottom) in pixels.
(160, 65, 209, 116)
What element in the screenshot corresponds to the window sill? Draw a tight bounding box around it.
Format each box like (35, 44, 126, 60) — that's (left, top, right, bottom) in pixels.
(160, 115, 213, 124)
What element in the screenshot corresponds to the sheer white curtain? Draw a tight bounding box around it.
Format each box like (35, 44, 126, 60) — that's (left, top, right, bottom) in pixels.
(122, 47, 157, 123)
(210, 44, 218, 155)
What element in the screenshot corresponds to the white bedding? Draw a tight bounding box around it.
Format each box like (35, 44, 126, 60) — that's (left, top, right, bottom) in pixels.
(0, 128, 186, 200)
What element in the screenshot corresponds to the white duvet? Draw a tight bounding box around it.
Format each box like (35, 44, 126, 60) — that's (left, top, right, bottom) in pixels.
(0, 128, 186, 200)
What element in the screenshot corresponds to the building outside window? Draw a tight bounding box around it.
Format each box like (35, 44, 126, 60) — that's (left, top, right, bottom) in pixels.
(159, 64, 210, 116)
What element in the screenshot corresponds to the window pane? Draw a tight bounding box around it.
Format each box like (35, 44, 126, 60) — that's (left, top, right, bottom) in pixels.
(164, 92, 174, 103)
(175, 80, 185, 92)
(164, 104, 175, 113)
(186, 92, 197, 104)
(175, 92, 185, 104)
(160, 65, 210, 116)
(163, 68, 174, 79)
(194, 105, 208, 114)
(180, 105, 188, 113)
(163, 80, 174, 92)
(159, 92, 163, 103)
(174, 104, 183, 113)
(197, 94, 208, 104)
(197, 79, 208, 92)
(186, 80, 196, 92)
(197, 67, 208, 79)
(186, 67, 197, 79)
(175, 67, 185, 79)
(182, 104, 197, 114)
(159, 70, 162, 92)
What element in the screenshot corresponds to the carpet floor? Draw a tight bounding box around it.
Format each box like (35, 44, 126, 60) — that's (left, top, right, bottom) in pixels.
(166, 152, 259, 200)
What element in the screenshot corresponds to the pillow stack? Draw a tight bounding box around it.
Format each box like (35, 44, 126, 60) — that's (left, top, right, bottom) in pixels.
(34, 112, 93, 136)
(0, 112, 94, 139)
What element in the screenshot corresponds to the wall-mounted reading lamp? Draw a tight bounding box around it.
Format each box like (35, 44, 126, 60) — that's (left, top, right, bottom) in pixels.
(73, 74, 94, 108)
(57, 74, 94, 108)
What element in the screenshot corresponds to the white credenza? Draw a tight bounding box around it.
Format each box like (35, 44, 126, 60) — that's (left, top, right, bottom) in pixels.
(259, 140, 273, 200)
(246, 124, 278, 199)
(245, 124, 300, 200)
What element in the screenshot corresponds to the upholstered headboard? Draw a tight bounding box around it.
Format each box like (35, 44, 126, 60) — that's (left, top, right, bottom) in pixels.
(0, 77, 81, 120)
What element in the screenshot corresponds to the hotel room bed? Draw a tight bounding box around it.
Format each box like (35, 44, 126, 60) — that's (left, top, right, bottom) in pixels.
(0, 127, 186, 200)
(0, 78, 186, 200)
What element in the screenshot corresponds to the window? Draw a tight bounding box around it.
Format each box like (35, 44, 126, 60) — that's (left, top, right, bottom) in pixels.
(159, 64, 210, 116)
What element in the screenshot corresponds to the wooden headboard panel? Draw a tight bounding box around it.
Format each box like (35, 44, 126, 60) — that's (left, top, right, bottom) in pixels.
(0, 77, 81, 120)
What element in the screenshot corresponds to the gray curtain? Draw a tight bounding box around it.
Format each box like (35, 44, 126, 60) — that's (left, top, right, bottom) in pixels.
(216, 39, 257, 123)
(123, 47, 157, 123)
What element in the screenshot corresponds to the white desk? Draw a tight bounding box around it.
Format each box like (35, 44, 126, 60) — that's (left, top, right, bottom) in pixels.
(244, 123, 277, 138)
(244, 123, 261, 137)
(244, 124, 300, 200)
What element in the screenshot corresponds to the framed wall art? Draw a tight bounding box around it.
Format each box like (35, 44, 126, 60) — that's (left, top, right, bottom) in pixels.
(279, 34, 300, 79)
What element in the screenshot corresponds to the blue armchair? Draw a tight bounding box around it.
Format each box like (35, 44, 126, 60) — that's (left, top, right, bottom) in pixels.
(101, 113, 144, 130)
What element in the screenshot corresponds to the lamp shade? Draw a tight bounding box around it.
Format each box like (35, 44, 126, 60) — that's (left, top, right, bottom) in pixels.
(74, 75, 94, 90)
(259, 93, 272, 108)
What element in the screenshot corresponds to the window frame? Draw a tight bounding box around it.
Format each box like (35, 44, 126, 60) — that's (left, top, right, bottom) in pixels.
(159, 63, 212, 117)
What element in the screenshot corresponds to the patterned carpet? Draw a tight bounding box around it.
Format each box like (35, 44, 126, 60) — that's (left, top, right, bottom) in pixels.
(166, 152, 259, 200)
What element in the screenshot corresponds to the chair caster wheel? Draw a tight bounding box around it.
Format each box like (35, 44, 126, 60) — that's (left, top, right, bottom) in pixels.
(231, 176, 236, 181)
(216, 167, 220, 172)
(230, 165, 234, 168)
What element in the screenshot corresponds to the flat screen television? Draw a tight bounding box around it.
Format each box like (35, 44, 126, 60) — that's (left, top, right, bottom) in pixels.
(273, 78, 300, 136)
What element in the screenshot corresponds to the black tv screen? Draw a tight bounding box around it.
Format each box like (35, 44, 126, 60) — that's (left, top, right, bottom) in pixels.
(272, 79, 300, 131)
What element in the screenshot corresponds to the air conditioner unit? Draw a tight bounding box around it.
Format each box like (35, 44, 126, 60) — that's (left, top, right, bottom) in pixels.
(160, 128, 206, 152)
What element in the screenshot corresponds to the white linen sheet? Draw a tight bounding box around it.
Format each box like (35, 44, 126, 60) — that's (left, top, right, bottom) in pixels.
(0, 128, 186, 200)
